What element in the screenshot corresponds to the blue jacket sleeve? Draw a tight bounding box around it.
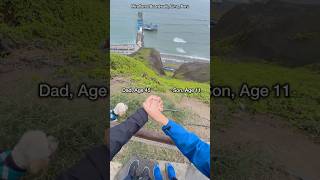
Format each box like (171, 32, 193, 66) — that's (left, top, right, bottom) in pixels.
(162, 120, 210, 178)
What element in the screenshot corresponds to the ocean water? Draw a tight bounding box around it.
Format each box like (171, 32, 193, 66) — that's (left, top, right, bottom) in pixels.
(111, 0, 210, 60)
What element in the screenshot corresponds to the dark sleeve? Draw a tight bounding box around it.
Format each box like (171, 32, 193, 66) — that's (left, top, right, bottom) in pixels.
(56, 145, 108, 180)
(109, 108, 148, 160)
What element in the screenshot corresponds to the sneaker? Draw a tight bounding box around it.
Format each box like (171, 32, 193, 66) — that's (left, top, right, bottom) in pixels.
(166, 163, 177, 180)
(139, 166, 151, 180)
(153, 163, 163, 180)
(110, 109, 118, 122)
(127, 160, 139, 177)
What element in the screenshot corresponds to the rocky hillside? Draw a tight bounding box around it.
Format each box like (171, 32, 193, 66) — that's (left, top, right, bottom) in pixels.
(173, 62, 210, 83)
(131, 48, 165, 75)
(213, 0, 320, 66)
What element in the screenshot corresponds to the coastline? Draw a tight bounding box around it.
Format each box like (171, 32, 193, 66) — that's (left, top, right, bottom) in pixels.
(160, 52, 210, 66)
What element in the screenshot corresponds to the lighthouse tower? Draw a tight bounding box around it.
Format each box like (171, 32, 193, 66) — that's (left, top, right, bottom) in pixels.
(137, 12, 144, 31)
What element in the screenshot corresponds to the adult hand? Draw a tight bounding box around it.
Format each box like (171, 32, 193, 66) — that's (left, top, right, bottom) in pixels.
(143, 95, 168, 125)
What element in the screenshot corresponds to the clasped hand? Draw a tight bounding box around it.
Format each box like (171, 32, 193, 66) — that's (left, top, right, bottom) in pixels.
(143, 95, 169, 125)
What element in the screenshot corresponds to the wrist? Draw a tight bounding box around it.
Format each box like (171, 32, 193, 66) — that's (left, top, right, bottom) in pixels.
(157, 113, 169, 125)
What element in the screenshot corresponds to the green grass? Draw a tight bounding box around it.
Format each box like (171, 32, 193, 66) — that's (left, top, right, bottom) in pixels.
(0, 0, 107, 61)
(110, 77, 193, 164)
(131, 48, 153, 67)
(110, 84, 193, 164)
(213, 144, 278, 180)
(111, 53, 210, 103)
(213, 57, 320, 137)
(113, 141, 187, 165)
(111, 93, 189, 131)
(1, 1, 108, 179)
(164, 71, 174, 77)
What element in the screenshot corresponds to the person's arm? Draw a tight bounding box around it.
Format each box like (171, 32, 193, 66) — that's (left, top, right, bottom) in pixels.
(57, 108, 148, 180)
(109, 108, 148, 160)
(162, 120, 210, 178)
(142, 96, 210, 178)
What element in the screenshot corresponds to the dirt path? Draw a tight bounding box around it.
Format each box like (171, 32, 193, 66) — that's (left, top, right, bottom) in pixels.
(216, 111, 320, 180)
(179, 97, 210, 121)
(110, 77, 131, 96)
(178, 97, 210, 141)
(0, 47, 63, 98)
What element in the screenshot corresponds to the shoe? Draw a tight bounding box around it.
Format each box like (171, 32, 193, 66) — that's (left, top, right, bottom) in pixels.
(166, 163, 177, 180)
(127, 160, 139, 177)
(110, 109, 118, 122)
(139, 166, 151, 180)
(153, 163, 163, 180)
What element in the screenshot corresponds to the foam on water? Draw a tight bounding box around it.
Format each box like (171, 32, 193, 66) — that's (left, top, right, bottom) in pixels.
(173, 37, 187, 43)
(176, 47, 186, 54)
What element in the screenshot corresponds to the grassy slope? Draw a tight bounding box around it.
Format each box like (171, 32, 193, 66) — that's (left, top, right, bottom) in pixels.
(111, 53, 210, 103)
(213, 57, 320, 179)
(213, 57, 320, 136)
(0, 1, 108, 179)
(0, 86, 105, 179)
(0, 0, 107, 62)
(212, 2, 320, 178)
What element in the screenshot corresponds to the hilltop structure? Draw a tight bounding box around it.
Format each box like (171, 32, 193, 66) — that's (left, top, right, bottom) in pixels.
(110, 12, 144, 55)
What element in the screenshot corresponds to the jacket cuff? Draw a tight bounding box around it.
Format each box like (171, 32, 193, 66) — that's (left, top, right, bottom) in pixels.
(162, 119, 174, 135)
(135, 108, 148, 127)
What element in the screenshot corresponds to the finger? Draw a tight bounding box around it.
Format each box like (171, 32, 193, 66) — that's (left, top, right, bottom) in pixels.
(159, 101, 164, 112)
(150, 99, 159, 108)
(143, 99, 151, 109)
(145, 95, 154, 106)
(153, 96, 161, 102)
(143, 102, 147, 108)
(159, 100, 163, 107)
(150, 98, 158, 105)
(144, 99, 151, 109)
(152, 96, 160, 101)
(159, 106, 163, 112)
(146, 95, 154, 102)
